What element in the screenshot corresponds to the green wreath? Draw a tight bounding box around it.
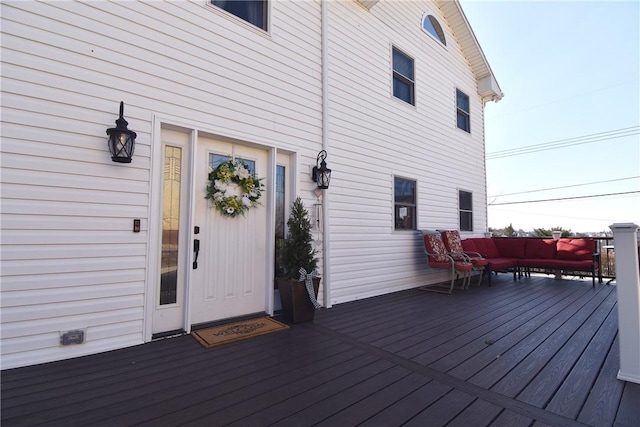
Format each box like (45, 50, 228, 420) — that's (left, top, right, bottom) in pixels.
(205, 159, 264, 218)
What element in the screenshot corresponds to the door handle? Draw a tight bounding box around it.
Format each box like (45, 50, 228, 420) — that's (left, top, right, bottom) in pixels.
(193, 239, 200, 269)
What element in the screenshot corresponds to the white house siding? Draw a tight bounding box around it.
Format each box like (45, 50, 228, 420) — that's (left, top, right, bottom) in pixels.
(325, 1, 490, 304)
(1, 0, 497, 368)
(1, 0, 323, 369)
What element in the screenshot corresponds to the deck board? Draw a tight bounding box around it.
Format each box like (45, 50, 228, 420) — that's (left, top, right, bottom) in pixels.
(294, 366, 415, 427)
(93, 336, 360, 426)
(489, 409, 535, 426)
(577, 335, 624, 426)
(386, 284, 571, 357)
(515, 287, 616, 409)
(486, 285, 614, 397)
(446, 399, 504, 427)
(424, 285, 594, 373)
(615, 381, 640, 426)
(2, 275, 639, 427)
(402, 389, 476, 427)
(545, 305, 618, 419)
(356, 380, 451, 426)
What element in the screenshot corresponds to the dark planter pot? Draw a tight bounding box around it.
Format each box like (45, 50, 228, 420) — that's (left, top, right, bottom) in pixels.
(276, 277, 321, 324)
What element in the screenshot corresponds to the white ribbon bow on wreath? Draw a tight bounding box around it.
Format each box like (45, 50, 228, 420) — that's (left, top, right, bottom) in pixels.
(298, 268, 321, 309)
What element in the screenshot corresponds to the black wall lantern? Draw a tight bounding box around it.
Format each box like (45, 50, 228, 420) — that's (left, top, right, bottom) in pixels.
(106, 101, 137, 163)
(312, 150, 332, 189)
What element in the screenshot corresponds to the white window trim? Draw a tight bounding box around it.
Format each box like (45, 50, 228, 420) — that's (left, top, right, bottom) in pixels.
(205, 0, 271, 36)
(421, 12, 448, 49)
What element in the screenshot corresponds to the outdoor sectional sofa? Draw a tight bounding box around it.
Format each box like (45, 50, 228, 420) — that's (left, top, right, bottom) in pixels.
(460, 237, 602, 287)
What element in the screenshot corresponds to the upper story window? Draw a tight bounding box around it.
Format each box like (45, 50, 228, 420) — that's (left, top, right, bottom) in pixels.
(422, 14, 446, 46)
(459, 190, 473, 232)
(211, 1, 268, 31)
(394, 177, 417, 230)
(456, 89, 470, 133)
(392, 47, 415, 105)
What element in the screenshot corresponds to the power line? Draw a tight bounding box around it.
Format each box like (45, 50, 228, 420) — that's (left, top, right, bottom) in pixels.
(487, 126, 639, 159)
(488, 190, 640, 206)
(488, 176, 640, 198)
(486, 126, 639, 160)
(489, 206, 633, 224)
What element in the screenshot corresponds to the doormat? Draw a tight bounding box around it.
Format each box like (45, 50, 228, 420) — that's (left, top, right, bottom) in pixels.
(191, 317, 289, 349)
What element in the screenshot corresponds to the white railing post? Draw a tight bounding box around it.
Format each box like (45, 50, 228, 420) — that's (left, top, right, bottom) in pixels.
(609, 222, 640, 384)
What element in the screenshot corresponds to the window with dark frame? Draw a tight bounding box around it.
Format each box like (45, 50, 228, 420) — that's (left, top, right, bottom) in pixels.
(456, 89, 470, 132)
(394, 177, 416, 230)
(392, 47, 415, 105)
(211, 0, 268, 31)
(459, 190, 473, 232)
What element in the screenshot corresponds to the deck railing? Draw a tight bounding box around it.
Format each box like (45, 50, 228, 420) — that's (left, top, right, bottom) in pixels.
(594, 236, 616, 279)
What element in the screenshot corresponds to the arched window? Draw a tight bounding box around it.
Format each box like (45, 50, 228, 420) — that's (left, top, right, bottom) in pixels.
(422, 14, 446, 46)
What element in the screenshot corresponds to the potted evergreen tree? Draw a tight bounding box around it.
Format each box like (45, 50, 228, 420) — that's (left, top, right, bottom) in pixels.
(276, 197, 321, 323)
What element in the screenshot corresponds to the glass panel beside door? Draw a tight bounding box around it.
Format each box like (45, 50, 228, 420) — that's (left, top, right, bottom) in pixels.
(160, 146, 182, 305)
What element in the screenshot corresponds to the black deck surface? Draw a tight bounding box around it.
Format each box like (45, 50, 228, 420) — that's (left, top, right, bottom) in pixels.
(2, 275, 639, 426)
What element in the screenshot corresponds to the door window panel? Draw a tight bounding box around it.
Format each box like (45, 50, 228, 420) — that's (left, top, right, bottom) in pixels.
(160, 146, 182, 305)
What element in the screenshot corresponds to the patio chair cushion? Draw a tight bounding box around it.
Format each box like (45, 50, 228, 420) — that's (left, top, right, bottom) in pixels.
(461, 239, 477, 252)
(519, 258, 597, 270)
(454, 261, 474, 272)
(524, 239, 557, 259)
(493, 238, 527, 259)
(556, 238, 595, 261)
(471, 238, 500, 258)
(441, 230, 464, 253)
(424, 234, 449, 263)
(470, 257, 489, 267)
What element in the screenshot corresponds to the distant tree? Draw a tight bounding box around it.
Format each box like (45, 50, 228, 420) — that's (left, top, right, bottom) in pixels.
(532, 227, 572, 238)
(503, 223, 516, 237)
(532, 228, 551, 237)
(488, 225, 515, 237)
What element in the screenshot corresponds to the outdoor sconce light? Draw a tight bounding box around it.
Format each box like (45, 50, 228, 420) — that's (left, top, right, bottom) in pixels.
(106, 101, 137, 163)
(312, 150, 331, 189)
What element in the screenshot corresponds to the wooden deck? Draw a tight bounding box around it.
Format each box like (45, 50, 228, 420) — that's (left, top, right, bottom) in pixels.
(2, 275, 639, 426)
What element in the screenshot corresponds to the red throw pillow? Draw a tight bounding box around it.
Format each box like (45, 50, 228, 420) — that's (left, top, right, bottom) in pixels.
(524, 239, 557, 259)
(556, 238, 594, 260)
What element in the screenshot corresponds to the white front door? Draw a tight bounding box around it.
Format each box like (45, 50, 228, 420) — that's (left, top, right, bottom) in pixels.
(190, 136, 269, 326)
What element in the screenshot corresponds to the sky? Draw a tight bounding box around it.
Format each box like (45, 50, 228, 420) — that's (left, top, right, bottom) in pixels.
(459, 0, 640, 234)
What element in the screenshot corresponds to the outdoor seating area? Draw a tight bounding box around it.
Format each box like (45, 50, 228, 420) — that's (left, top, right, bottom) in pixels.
(2, 274, 638, 426)
(462, 236, 602, 287)
(418, 231, 602, 294)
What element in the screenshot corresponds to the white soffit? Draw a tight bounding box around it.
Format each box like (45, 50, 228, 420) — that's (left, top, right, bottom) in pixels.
(436, 0, 504, 101)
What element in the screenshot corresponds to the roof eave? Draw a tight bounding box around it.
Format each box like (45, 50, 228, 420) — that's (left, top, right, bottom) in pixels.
(436, 0, 504, 102)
